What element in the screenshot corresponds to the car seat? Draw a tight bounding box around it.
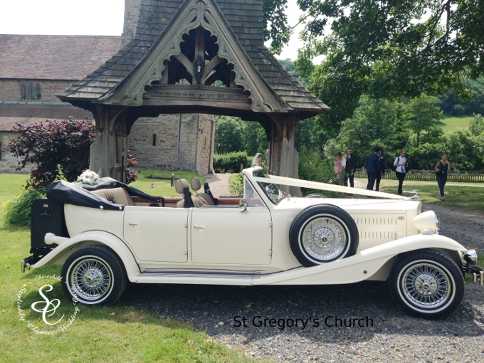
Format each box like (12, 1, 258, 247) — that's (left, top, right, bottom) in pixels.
(174, 179, 194, 208)
(191, 178, 215, 206)
(92, 188, 134, 206)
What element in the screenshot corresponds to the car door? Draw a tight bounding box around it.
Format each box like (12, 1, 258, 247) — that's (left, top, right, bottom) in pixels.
(124, 206, 189, 263)
(190, 181, 272, 266)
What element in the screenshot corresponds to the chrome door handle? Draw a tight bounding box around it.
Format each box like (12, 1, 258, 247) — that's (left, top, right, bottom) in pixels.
(193, 225, 206, 230)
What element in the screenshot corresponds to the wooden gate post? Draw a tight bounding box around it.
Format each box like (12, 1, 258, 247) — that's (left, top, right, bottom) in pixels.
(90, 107, 130, 181)
(269, 116, 299, 178)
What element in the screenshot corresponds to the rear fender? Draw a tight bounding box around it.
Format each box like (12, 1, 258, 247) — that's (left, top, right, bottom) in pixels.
(32, 231, 140, 282)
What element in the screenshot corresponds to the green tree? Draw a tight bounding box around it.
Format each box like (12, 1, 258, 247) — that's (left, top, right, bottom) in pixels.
(215, 116, 245, 153)
(406, 94, 444, 147)
(244, 122, 269, 156)
(441, 77, 484, 116)
(215, 116, 269, 156)
(288, 0, 484, 129)
(263, 0, 290, 54)
(325, 96, 409, 168)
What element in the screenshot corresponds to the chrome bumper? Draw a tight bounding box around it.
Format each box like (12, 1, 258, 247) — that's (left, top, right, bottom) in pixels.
(463, 249, 483, 286)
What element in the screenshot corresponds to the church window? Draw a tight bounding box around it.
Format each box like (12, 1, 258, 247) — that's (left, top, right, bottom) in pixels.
(20, 81, 42, 100)
(152, 134, 157, 146)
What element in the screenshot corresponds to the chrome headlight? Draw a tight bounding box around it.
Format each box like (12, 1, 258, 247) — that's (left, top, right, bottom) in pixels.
(413, 211, 439, 235)
(464, 249, 478, 265)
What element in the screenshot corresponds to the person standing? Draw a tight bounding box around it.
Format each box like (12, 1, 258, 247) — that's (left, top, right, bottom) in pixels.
(394, 149, 409, 195)
(252, 153, 263, 167)
(343, 148, 356, 187)
(334, 152, 345, 185)
(375, 150, 385, 191)
(435, 153, 450, 200)
(366, 147, 381, 190)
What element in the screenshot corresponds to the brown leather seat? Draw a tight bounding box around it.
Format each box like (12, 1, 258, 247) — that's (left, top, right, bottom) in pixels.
(92, 188, 134, 206)
(191, 178, 215, 207)
(174, 179, 193, 208)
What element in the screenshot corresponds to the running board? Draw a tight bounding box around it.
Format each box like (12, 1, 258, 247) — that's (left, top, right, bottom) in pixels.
(133, 271, 264, 285)
(131, 254, 389, 286)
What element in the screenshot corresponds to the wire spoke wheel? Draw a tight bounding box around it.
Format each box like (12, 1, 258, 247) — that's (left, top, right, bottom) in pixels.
(290, 205, 359, 266)
(299, 215, 350, 262)
(395, 256, 462, 317)
(401, 262, 452, 309)
(68, 256, 114, 304)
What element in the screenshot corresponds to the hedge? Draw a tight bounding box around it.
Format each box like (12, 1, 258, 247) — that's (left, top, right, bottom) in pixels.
(213, 152, 252, 173)
(5, 188, 45, 227)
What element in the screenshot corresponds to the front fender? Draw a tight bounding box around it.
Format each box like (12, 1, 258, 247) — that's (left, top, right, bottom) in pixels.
(32, 231, 140, 282)
(359, 233, 467, 259)
(258, 234, 468, 286)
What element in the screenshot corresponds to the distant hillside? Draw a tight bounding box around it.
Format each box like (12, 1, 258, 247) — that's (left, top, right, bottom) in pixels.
(443, 116, 473, 134)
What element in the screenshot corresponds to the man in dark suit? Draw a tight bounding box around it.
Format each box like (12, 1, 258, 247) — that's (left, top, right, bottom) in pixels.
(375, 150, 386, 191)
(366, 147, 382, 190)
(344, 148, 357, 187)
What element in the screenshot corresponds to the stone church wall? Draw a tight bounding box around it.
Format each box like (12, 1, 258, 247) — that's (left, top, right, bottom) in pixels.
(128, 114, 214, 175)
(0, 79, 72, 102)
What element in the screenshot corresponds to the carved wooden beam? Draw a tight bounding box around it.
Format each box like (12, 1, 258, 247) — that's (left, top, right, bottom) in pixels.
(202, 56, 223, 84)
(174, 54, 195, 77)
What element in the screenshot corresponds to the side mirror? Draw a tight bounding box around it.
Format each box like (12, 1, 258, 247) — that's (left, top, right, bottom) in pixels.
(239, 199, 248, 213)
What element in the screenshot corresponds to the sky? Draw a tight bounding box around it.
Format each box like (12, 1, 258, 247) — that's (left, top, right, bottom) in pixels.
(0, 0, 304, 60)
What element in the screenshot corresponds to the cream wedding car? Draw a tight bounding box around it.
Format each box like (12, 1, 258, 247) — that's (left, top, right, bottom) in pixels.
(23, 167, 482, 318)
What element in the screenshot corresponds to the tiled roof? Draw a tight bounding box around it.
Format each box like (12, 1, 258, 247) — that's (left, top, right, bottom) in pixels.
(0, 35, 121, 80)
(63, 0, 328, 113)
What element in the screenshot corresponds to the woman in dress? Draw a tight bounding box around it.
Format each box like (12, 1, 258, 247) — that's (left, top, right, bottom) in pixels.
(334, 152, 345, 185)
(252, 153, 263, 167)
(435, 153, 450, 200)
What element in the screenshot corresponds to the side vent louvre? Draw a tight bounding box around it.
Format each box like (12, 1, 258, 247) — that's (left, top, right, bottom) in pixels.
(355, 214, 406, 247)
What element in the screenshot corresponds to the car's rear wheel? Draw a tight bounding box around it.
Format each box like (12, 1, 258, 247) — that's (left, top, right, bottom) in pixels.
(390, 251, 464, 318)
(289, 204, 359, 266)
(62, 246, 127, 305)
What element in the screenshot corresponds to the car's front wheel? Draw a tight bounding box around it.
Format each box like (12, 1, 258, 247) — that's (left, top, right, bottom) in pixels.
(62, 246, 127, 305)
(390, 250, 464, 318)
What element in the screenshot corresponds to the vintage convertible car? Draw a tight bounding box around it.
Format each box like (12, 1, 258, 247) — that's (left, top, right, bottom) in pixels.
(23, 167, 482, 318)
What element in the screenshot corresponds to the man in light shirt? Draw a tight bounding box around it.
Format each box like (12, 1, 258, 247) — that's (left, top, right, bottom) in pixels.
(394, 149, 409, 195)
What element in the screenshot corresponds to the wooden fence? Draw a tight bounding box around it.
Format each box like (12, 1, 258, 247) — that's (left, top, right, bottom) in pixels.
(354, 170, 484, 183)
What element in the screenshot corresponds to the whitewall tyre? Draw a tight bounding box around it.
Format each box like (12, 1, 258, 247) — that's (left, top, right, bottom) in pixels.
(390, 251, 464, 319)
(289, 204, 359, 266)
(62, 246, 127, 305)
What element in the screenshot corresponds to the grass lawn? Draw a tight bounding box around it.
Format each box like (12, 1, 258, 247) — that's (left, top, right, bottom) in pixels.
(0, 173, 252, 363)
(132, 169, 204, 197)
(381, 183, 484, 214)
(442, 116, 473, 134)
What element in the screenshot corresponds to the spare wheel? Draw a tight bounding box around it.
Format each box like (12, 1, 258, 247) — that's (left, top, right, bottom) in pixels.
(289, 204, 359, 266)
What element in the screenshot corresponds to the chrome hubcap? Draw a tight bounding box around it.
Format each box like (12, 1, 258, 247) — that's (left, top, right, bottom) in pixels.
(402, 263, 451, 309)
(70, 257, 113, 302)
(300, 216, 348, 262)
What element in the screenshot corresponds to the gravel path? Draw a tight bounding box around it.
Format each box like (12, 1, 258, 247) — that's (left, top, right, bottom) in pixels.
(128, 283, 483, 362)
(206, 173, 235, 198)
(424, 204, 484, 251)
(126, 204, 483, 362)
